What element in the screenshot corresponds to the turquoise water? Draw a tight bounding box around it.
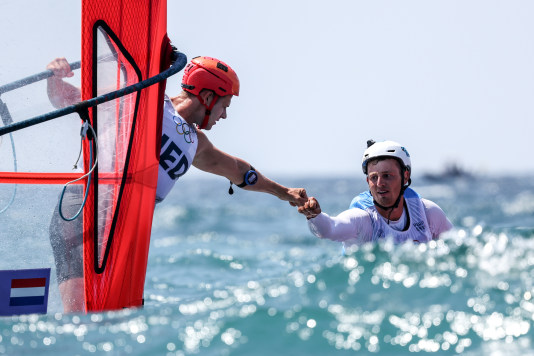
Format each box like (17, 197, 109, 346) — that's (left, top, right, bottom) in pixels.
(1, 175, 534, 355)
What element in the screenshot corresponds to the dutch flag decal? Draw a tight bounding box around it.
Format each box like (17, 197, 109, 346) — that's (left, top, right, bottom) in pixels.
(0, 268, 50, 316)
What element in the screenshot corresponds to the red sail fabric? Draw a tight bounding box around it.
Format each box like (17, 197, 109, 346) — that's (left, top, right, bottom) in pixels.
(81, 0, 170, 311)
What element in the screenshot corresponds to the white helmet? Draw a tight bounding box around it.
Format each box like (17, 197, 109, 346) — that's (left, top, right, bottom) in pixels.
(361, 140, 411, 175)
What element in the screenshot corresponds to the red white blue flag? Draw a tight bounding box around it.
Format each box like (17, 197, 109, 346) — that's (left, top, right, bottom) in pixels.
(0, 268, 50, 316)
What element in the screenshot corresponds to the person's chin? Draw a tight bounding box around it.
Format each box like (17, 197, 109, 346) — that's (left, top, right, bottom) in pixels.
(374, 195, 394, 207)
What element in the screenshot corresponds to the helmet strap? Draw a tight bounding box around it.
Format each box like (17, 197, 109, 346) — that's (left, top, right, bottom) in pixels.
(196, 93, 219, 130)
(372, 167, 411, 224)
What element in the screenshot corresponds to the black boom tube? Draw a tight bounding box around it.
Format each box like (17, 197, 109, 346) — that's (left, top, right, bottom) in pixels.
(0, 51, 187, 137)
(0, 61, 81, 96)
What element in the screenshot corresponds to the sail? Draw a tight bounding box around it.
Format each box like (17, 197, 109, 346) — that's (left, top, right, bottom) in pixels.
(0, 0, 177, 314)
(81, 0, 171, 311)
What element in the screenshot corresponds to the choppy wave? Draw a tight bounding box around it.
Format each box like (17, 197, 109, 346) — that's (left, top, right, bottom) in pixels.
(1, 176, 533, 355)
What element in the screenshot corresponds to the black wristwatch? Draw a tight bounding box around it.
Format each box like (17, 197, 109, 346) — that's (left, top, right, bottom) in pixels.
(236, 166, 258, 187)
(228, 166, 258, 194)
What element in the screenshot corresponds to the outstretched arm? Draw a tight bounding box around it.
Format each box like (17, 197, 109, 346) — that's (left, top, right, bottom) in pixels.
(300, 199, 373, 243)
(192, 130, 307, 206)
(46, 57, 81, 109)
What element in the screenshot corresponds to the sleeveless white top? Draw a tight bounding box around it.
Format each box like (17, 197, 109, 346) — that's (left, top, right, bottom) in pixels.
(156, 98, 198, 203)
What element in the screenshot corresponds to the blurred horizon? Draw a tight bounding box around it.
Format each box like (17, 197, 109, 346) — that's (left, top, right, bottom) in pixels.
(1, 0, 534, 178)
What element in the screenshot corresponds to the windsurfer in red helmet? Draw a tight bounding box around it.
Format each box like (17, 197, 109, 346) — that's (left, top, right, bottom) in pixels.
(46, 56, 308, 312)
(147, 55, 308, 203)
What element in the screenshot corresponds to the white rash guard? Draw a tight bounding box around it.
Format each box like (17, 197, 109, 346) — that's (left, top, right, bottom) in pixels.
(308, 189, 453, 245)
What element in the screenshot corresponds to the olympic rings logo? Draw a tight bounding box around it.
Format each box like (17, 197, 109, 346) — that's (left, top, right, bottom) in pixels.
(173, 116, 195, 144)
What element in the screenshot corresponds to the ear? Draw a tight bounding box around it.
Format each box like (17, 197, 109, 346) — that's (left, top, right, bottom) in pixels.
(404, 170, 410, 185)
(198, 90, 214, 106)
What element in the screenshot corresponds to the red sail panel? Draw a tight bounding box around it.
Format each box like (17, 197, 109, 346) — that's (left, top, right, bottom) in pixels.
(81, 0, 170, 311)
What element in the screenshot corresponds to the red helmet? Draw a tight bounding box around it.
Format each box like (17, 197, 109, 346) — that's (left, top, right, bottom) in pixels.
(181, 56, 240, 97)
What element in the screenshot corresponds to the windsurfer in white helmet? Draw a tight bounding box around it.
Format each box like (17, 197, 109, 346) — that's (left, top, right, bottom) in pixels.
(46, 56, 308, 312)
(298, 140, 453, 245)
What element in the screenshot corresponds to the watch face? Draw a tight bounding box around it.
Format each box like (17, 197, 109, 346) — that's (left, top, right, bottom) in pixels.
(246, 171, 258, 185)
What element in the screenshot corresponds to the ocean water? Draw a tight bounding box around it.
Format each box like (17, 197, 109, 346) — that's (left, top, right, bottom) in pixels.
(1, 174, 534, 355)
